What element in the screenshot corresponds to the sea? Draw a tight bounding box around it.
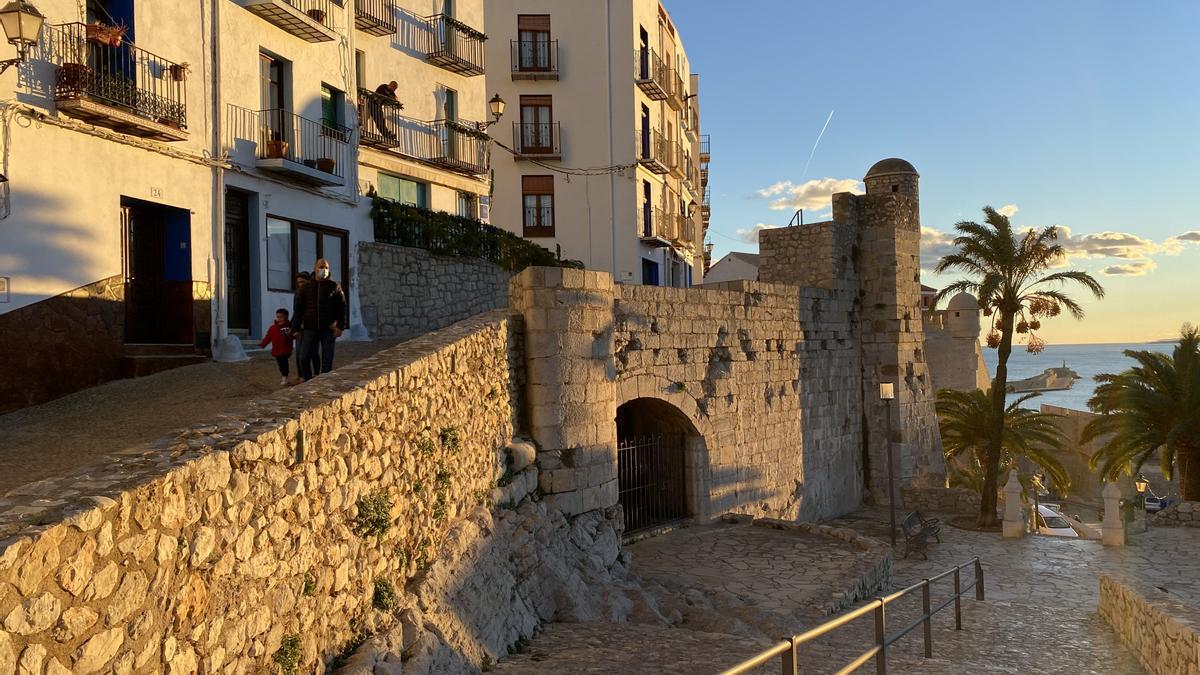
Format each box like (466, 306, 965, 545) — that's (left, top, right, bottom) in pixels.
(980, 342, 1173, 412)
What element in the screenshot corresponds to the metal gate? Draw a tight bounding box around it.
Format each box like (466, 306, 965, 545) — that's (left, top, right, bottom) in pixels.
(617, 432, 687, 533)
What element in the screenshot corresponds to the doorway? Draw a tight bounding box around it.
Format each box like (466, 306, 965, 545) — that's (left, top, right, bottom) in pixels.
(122, 197, 193, 344)
(224, 188, 252, 335)
(617, 397, 699, 533)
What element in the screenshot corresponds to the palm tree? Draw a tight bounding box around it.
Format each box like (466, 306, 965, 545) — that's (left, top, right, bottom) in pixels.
(934, 207, 1104, 526)
(1085, 324, 1200, 500)
(936, 389, 1071, 499)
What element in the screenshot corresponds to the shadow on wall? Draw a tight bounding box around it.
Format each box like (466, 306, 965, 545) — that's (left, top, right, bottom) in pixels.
(392, 9, 434, 62)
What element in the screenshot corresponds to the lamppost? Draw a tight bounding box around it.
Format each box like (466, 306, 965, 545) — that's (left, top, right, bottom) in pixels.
(481, 93, 506, 129)
(880, 381, 896, 547)
(1030, 473, 1043, 535)
(1134, 473, 1150, 532)
(0, 1, 46, 75)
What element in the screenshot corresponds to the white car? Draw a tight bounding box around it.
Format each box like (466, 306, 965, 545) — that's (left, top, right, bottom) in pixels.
(1036, 505, 1079, 538)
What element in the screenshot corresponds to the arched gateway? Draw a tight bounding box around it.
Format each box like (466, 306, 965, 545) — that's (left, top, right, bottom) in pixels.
(615, 397, 704, 534)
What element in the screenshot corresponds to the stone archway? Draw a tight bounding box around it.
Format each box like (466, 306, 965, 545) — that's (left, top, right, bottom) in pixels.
(615, 396, 709, 534)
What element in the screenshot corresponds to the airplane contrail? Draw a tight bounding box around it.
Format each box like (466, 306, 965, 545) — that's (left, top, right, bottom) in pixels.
(800, 109, 835, 181)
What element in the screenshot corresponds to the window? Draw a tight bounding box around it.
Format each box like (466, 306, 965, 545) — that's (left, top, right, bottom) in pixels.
(642, 258, 659, 286)
(457, 192, 478, 219)
(378, 174, 429, 208)
(354, 50, 366, 91)
(522, 175, 554, 237)
(267, 216, 350, 291)
(321, 83, 345, 129)
(442, 87, 458, 122)
(260, 53, 288, 142)
(517, 15, 551, 71)
(519, 95, 553, 152)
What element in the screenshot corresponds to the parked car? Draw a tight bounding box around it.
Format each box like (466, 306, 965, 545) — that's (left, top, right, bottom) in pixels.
(1036, 505, 1079, 538)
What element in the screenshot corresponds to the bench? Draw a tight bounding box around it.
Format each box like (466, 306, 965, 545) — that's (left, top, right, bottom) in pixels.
(900, 510, 942, 559)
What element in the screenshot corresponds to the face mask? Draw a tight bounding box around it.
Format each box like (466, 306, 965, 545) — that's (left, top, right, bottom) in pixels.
(317, 269, 330, 280)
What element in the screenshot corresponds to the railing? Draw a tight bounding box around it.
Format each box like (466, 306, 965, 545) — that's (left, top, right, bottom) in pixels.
(46, 22, 187, 130)
(283, 0, 336, 24)
(511, 39, 558, 78)
(636, 129, 674, 173)
(513, 121, 560, 157)
(700, 134, 711, 161)
(720, 558, 985, 675)
(425, 14, 486, 76)
(371, 197, 581, 271)
(355, 0, 397, 36)
(635, 47, 670, 100)
(357, 88, 435, 158)
(428, 119, 489, 175)
(667, 70, 686, 110)
(236, 106, 350, 180)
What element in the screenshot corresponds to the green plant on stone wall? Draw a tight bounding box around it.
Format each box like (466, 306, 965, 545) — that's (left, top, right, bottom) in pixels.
(302, 572, 316, 597)
(435, 463, 453, 489)
(274, 634, 302, 674)
(411, 479, 425, 495)
(432, 494, 449, 522)
(373, 577, 398, 612)
(439, 426, 461, 453)
(417, 437, 437, 457)
(353, 490, 393, 538)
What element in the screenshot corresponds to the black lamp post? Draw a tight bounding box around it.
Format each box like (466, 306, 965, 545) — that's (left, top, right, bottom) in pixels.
(1135, 474, 1150, 531)
(880, 381, 896, 547)
(0, 0, 45, 75)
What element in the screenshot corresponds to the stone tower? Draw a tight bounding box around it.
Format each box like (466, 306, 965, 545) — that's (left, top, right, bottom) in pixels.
(857, 158, 946, 499)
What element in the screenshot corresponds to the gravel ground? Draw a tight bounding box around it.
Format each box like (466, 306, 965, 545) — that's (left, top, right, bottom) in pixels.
(0, 340, 399, 494)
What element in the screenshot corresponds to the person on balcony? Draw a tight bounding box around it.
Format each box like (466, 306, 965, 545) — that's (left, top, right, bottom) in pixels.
(370, 81, 400, 140)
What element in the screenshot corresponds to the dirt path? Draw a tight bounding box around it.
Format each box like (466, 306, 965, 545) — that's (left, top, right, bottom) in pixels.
(0, 340, 399, 494)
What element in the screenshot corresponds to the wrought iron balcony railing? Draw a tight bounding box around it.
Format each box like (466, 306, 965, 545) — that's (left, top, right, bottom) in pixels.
(428, 119, 489, 175)
(667, 71, 686, 111)
(511, 39, 558, 80)
(425, 14, 486, 77)
(45, 23, 187, 141)
(242, 0, 338, 43)
(637, 205, 670, 247)
(355, 0, 396, 36)
(635, 129, 672, 175)
(357, 88, 433, 158)
(635, 48, 670, 101)
(700, 134, 711, 163)
(226, 105, 350, 186)
(513, 122, 560, 159)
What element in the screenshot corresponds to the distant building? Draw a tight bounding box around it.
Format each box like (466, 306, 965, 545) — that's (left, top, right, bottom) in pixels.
(484, 0, 710, 287)
(702, 251, 759, 284)
(924, 291, 991, 393)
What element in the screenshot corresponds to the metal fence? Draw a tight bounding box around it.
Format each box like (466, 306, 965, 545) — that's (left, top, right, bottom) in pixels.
(45, 22, 187, 129)
(510, 39, 558, 77)
(225, 105, 350, 179)
(357, 88, 436, 158)
(425, 14, 486, 76)
(355, 0, 397, 35)
(720, 558, 985, 675)
(513, 121, 560, 156)
(617, 433, 688, 533)
(428, 120, 489, 175)
(635, 47, 670, 100)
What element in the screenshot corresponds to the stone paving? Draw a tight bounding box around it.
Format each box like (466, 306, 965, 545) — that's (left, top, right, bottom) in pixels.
(494, 508, 1200, 673)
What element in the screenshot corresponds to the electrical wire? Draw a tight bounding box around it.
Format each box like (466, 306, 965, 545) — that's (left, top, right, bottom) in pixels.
(490, 137, 638, 177)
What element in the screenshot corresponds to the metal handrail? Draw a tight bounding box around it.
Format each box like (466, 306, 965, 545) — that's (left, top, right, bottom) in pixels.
(510, 39, 558, 75)
(720, 557, 985, 675)
(513, 121, 560, 156)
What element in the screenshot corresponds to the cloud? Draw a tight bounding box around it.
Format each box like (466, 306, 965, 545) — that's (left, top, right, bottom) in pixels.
(996, 204, 1019, 218)
(920, 227, 958, 262)
(1175, 230, 1200, 242)
(1101, 260, 1157, 276)
(736, 223, 779, 243)
(1053, 226, 1166, 261)
(755, 178, 862, 212)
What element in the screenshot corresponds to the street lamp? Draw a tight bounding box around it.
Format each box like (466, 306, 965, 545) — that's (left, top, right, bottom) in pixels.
(0, 0, 45, 75)
(879, 381, 897, 547)
(1135, 474, 1150, 531)
(484, 93, 506, 128)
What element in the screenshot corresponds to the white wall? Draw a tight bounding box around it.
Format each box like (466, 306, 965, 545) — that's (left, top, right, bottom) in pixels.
(701, 255, 758, 285)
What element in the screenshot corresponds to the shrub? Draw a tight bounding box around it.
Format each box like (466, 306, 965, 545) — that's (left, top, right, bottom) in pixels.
(353, 490, 392, 538)
(373, 577, 398, 612)
(274, 634, 302, 674)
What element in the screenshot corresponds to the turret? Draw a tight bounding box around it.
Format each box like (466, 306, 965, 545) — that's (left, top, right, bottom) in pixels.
(946, 292, 982, 339)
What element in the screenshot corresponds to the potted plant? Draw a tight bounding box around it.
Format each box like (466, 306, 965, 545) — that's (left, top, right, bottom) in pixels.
(316, 158, 336, 174)
(86, 22, 127, 47)
(265, 132, 288, 159)
(306, 8, 326, 24)
(169, 63, 190, 82)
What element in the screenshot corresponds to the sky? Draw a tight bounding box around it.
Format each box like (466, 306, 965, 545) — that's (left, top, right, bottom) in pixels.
(665, 1, 1200, 344)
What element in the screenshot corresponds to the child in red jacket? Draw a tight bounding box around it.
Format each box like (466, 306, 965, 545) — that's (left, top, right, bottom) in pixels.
(259, 308, 296, 385)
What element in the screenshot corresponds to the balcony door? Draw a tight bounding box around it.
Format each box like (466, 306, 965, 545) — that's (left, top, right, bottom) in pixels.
(639, 27, 649, 79)
(260, 54, 288, 149)
(642, 180, 653, 237)
(640, 104, 650, 159)
(122, 197, 193, 345)
(520, 95, 552, 153)
(224, 189, 252, 334)
(518, 15, 551, 71)
(440, 87, 459, 161)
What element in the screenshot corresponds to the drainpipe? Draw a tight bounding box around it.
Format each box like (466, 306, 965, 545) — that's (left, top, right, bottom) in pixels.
(210, 0, 227, 348)
(606, 0, 617, 278)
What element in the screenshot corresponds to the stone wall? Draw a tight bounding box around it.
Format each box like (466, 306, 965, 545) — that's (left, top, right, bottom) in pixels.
(923, 313, 990, 394)
(901, 486, 981, 515)
(357, 242, 511, 341)
(0, 311, 529, 673)
(1152, 502, 1200, 527)
(1099, 574, 1200, 674)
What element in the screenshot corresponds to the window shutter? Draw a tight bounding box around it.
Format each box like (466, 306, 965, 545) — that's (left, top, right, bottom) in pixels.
(518, 14, 551, 32)
(522, 175, 554, 194)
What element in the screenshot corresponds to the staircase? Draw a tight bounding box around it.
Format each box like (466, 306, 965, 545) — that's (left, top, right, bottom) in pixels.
(120, 344, 210, 378)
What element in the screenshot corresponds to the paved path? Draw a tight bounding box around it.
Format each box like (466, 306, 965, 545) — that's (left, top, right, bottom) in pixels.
(495, 509, 1199, 673)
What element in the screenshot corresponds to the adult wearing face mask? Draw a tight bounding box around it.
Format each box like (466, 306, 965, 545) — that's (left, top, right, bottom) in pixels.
(292, 258, 346, 380)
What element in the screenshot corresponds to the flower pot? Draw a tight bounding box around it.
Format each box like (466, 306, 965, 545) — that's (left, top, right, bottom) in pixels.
(59, 63, 93, 91)
(316, 158, 336, 174)
(169, 64, 188, 82)
(306, 9, 326, 24)
(303, 159, 318, 169)
(265, 139, 289, 159)
(86, 23, 125, 47)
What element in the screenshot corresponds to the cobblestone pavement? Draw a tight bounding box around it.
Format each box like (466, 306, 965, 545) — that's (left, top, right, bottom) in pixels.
(495, 509, 1200, 673)
(0, 340, 399, 494)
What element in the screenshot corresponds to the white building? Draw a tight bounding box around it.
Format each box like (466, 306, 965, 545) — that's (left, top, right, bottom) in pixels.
(0, 0, 490, 411)
(702, 251, 759, 285)
(483, 0, 710, 286)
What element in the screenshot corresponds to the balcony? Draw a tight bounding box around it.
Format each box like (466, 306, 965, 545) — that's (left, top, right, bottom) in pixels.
(357, 88, 430, 158)
(511, 39, 558, 80)
(673, 213, 696, 247)
(425, 14, 486, 77)
(635, 129, 674, 175)
(701, 192, 711, 220)
(427, 120, 489, 175)
(668, 144, 686, 179)
(513, 122, 561, 160)
(356, 0, 397, 37)
(666, 71, 685, 111)
(634, 48, 670, 101)
(45, 23, 187, 142)
(242, 0, 338, 42)
(637, 206, 671, 247)
(700, 134, 711, 163)
(226, 106, 349, 186)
